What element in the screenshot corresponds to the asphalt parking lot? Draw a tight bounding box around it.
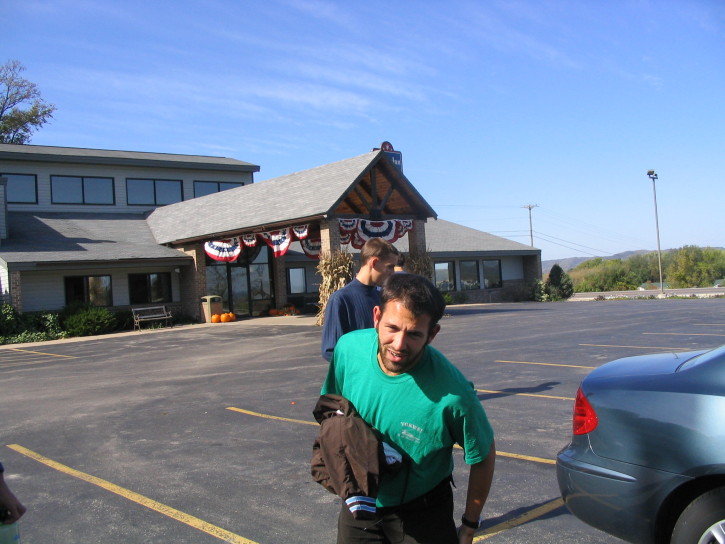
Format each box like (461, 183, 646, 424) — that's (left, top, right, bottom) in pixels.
(2, 298, 724, 543)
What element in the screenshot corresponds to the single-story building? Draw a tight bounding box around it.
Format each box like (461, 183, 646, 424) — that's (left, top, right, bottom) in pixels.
(0, 143, 541, 320)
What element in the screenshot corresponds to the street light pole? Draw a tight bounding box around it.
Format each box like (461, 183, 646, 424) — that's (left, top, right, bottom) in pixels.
(646, 170, 664, 294)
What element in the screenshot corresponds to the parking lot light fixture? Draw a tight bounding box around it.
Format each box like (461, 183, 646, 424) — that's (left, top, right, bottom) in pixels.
(646, 170, 665, 294)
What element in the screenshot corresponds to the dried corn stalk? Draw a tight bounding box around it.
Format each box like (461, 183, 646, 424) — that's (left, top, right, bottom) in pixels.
(405, 249, 433, 279)
(316, 250, 354, 326)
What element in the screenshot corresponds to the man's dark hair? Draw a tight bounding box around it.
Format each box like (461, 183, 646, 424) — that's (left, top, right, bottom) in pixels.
(380, 273, 446, 330)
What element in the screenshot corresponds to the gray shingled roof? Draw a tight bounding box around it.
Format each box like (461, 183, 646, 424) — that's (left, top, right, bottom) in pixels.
(0, 212, 191, 266)
(396, 218, 539, 255)
(147, 151, 384, 244)
(285, 218, 538, 261)
(0, 144, 259, 172)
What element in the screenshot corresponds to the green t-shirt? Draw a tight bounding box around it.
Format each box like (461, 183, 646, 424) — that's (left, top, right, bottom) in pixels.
(321, 328, 494, 507)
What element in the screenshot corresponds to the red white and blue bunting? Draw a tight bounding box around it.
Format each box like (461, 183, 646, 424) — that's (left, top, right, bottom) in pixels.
(338, 219, 413, 249)
(206, 220, 410, 261)
(206, 224, 312, 261)
(300, 237, 322, 259)
(259, 229, 294, 258)
(204, 238, 242, 262)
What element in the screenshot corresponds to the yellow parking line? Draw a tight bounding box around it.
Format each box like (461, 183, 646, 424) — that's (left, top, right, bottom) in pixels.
(226, 406, 317, 426)
(495, 360, 595, 370)
(6, 348, 77, 358)
(642, 332, 725, 337)
(473, 498, 565, 541)
(227, 407, 557, 465)
(579, 343, 692, 351)
(486, 449, 556, 465)
(6, 444, 259, 544)
(475, 388, 574, 402)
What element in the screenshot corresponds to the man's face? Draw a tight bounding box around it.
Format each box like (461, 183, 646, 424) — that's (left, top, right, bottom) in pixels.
(374, 300, 440, 375)
(370, 255, 398, 287)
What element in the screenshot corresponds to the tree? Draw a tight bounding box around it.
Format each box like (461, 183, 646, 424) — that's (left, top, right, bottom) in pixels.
(0, 60, 56, 144)
(545, 264, 574, 300)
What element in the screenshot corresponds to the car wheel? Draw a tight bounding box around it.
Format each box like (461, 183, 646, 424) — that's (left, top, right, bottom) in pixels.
(671, 487, 725, 544)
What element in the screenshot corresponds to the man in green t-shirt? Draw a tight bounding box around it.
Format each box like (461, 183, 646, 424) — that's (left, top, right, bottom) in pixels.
(321, 273, 496, 544)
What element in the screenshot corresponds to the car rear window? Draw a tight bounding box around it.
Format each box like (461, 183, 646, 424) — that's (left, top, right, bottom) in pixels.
(678, 344, 725, 371)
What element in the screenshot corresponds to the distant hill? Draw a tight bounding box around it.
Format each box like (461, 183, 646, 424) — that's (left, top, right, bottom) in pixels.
(542, 247, 725, 276)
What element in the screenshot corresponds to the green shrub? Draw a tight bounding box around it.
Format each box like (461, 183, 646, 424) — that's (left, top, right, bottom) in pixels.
(63, 306, 117, 337)
(0, 306, 69, 345)
(113, 309, 134, 331)
(0, 304, 20, 335)
(532, 280, 549, 302)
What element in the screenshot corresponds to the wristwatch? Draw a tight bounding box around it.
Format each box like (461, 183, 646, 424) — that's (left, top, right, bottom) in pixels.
(461, 514, 482, 529)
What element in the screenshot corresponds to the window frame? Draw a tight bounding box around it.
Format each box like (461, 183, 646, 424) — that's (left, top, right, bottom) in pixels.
(2, 173, 38, 204)
(434, 261, 455, 292)
(193, 180, 244, 198)
(64, 275, 113, 306)
(51, 175, 115, 205)
(483, 259, 503, 289)
(126, 178, 183, 206)
(128, 272, 172, 305)
(460, 260, 481, 290)
(287, 267, 307, 295)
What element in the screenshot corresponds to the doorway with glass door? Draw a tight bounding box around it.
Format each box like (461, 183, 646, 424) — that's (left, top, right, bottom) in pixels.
(204, 245, 274, 317)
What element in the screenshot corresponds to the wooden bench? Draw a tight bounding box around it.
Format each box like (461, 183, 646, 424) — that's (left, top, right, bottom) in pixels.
(132, 305, 173, 331)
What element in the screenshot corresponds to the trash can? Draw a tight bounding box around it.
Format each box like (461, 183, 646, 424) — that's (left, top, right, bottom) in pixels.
(200, 295, 223, 323)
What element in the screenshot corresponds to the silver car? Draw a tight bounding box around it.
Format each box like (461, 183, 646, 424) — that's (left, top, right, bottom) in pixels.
(557, 344, 725, 543)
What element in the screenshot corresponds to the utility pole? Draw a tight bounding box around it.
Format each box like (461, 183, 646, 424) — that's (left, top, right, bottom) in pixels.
(522, 204, 538, 247)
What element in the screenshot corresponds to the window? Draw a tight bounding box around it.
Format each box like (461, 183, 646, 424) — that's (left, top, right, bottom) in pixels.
(128, 273, 172, 304)
(194, 180, 243, 198)
(434, 262, 455, 292)
(126, 178, 182, 205)
(2, 173, 37, 203)
(65, 275, 112, 306)
(460, 260, 480, 290)
(51, 176, 114, 204)
(483, 260, 502, 289)
(288, 268, 306, 294)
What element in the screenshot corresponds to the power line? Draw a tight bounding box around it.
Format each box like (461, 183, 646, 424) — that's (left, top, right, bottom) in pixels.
(533, 231, 610, 256)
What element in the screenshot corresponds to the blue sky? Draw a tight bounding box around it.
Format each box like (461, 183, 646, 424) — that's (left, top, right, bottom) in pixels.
(4, 0, 724, 261)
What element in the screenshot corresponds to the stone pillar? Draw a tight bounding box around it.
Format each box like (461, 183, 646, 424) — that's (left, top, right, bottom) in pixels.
(319, 218, 342, 256)
(407, 219, 427, 255)
(10, 270, 22, 312)
(273, 254, 287, 309)
(177, 242, 206, 321)
(523, 254, 542, 283)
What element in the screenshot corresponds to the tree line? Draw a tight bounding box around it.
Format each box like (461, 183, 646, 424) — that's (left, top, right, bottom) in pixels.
(563, 246, 725, 292)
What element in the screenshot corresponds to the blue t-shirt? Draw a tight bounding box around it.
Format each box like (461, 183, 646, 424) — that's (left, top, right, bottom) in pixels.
(320, 278, 380, 361)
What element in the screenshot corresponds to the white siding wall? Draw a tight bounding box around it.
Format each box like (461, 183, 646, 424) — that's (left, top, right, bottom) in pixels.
(0, 266, 9, 304)
(19, 267, 181, 312)
(1, 160, 253, 214)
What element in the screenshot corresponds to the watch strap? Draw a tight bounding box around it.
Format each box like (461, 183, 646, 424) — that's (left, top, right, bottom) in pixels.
(461, 514, 481, 529)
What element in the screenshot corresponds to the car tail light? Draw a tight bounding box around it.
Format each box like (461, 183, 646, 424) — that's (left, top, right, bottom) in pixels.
(573, 386, 598, 435)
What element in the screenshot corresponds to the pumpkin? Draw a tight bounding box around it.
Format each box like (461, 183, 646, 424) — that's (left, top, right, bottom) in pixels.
(269, 308, 279, 316)
(227, 312, 236, 322)
(220, 313, 231, 322)
(211, 314, 221, 323)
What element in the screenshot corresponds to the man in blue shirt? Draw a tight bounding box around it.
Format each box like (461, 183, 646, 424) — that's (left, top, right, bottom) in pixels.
(321, 238, 399, 361)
